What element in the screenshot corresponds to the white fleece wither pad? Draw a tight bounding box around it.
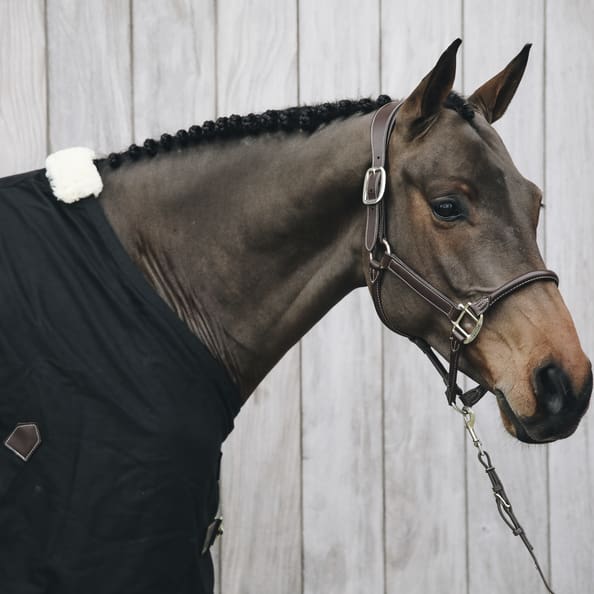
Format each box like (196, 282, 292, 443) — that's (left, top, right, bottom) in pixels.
(45, 147, 103, 204)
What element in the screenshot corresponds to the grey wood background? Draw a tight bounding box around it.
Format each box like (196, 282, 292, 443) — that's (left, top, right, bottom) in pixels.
(1, 1, 592, 592)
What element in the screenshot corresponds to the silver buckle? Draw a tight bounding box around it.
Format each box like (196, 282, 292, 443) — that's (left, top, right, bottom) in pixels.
(452, 303, 484, 344)
(362, 166, 386, 205)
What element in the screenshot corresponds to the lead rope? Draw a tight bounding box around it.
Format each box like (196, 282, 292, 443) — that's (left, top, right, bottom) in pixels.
(451, 404, 556, 594)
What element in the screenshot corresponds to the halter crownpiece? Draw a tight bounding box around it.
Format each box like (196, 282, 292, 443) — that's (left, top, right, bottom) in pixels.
(362, 101, 558, 594)
(362, 100, 558, 406)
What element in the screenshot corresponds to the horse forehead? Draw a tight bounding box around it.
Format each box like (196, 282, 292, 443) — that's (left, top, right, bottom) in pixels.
(432, 111, 509, 166)
(400, 111, 526, 193)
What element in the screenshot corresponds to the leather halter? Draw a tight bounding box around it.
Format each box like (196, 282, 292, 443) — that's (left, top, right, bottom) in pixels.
(362, 101, 559, 407)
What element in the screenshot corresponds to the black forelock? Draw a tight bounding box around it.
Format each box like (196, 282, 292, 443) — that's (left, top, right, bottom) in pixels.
(444, 91, 475, 121)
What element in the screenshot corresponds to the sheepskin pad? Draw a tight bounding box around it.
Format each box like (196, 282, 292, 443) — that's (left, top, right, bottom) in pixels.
(45, 146, 103, 203)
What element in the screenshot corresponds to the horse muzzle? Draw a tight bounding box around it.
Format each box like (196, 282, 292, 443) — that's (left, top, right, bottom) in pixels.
(496, 362, 593, 443)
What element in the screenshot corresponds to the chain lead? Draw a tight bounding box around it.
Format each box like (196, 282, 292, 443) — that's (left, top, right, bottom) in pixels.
(452, 404, 557, 594)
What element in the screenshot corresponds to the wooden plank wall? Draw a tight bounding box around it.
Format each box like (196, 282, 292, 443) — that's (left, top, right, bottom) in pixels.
(1, 1, 592, 592)
(547, 2, 594, 592)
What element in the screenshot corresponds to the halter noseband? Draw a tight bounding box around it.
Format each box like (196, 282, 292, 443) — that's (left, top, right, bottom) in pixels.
(362, 101, 559, 408)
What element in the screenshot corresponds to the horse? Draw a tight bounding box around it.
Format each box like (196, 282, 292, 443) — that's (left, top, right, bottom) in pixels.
(0, 38, 590, 593)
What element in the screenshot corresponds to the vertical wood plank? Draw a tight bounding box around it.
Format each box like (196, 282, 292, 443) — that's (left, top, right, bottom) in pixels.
(299, 4, 383, 594)
(131, 2, 219, 588)
(0, 0, 46, 175)
(546, 2, 594, 591)
(463, 4, 551, 594)
(381, 5, 466, 592)
(47, 0, 132, 153)
(221, 359, 301, 594)
(216, 2, 301, 593)
(132, 0, 216, 143)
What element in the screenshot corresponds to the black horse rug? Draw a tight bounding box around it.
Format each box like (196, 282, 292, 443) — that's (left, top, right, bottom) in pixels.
(0, 167, 241, 593)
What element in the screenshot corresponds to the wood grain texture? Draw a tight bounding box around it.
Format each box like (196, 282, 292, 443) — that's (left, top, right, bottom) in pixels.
(463, 4, 551, 593)
(216, 0, 298, 113)
(221, 357, 301, 594)
(132, 0, 216, 142)
(381, 4, 466, 592)
(299, 3, 384, 593)
(0, 0, 46, 175)
(131, 3, 220, 589)
(47, 0, 132, 153)
(216, 2, 301, 593)
(546, 2, 594, 591)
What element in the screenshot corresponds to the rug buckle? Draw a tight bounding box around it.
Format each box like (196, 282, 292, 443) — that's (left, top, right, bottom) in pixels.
(201, 517, 224, 555)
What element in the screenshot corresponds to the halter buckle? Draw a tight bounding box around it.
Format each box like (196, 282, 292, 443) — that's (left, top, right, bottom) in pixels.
(451, 303, 484, 344)
(362, 167, 386, 205)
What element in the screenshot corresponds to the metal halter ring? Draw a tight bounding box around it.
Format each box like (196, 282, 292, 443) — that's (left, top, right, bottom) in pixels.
(369, 239, 392, 269)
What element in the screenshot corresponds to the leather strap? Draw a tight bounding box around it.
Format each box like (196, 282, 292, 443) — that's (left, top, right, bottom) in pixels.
(473, 269, 560, 314)
(364, 102, 403, 254)
(376, 252, 558, 329)
(378, 251, 456, 317)
(477, 449, 556, 593)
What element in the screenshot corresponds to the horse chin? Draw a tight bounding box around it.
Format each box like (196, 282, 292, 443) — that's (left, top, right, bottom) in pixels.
(494, 384, 591, 444)
(495, 394, 557, 443)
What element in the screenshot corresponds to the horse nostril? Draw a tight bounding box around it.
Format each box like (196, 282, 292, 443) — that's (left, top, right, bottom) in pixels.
(535, 364, 574, 415)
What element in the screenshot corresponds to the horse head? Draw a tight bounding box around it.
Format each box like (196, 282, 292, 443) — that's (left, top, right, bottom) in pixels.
(373, 40, 592, 443)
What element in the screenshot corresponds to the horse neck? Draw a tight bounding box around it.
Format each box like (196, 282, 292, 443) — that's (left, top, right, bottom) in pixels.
(98, 112, 373, 399)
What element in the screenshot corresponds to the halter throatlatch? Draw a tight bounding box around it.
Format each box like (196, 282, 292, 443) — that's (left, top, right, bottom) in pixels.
(362, 101, 558, 594)
(362, 100, 559, 407)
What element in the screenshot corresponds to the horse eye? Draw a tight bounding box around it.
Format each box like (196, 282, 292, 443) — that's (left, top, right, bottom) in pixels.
(431, 197, 464, 221)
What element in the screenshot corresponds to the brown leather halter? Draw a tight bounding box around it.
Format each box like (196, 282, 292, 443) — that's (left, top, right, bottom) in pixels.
(362, 100, 559, 408)
(362, 101, 558, 594)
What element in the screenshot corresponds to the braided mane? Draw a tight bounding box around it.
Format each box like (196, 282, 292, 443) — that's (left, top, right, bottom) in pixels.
(104, 92, 473, 168)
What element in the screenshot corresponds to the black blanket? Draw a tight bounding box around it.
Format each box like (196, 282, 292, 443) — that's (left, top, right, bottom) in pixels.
(0, 169, 241, 593)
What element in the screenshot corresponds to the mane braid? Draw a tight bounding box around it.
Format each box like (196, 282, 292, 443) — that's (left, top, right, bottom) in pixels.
(104, 95, 392, 168)
(104, 92, 473, 168)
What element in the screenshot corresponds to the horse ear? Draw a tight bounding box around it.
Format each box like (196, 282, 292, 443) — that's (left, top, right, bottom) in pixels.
(399, 38, 461, 134)
(468, 44, 531, 124)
